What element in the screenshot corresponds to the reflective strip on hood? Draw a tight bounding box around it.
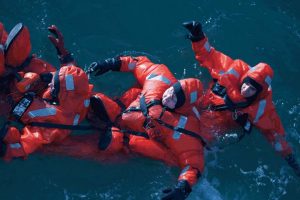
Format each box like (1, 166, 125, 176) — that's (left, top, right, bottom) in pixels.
(84, 99, 90, 108)
(192, 106, 200, 120)
(204, 41, 211, 52)
(226, 68, 240, 79)
(28, 107, 56, 118)
(65, 74, 75, 91)
(172, 115, 188, 140)
(190, 91, 198, 104)
(128, 62, 136, 70)
(253, 99, 266, 124)
(146, 74, 171, 85)
(73, 114, 80, 125)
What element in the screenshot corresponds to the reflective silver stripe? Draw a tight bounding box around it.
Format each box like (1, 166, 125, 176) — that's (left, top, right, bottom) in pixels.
(249, 66, 257, 72)
(247, 65, 252, 70)
(253, 99, 266, 123)
(10, 143, 22, 149)
(226, 68, 240, 78)
(84, 99, 90, 108)
(73, 114, 80, 125)
(28, 107, 56, 118)
(265, 76, 272, 90)
(204, 41, 211, 52)
(65, 74, 74, 91)
(146, 74, 171, 85)
(190, 91, 197, 104)
(172, 115, 188, 140)
(218, 70, 225, 75)
(192, 106, 200, 120)
(128, 62, 136, 70)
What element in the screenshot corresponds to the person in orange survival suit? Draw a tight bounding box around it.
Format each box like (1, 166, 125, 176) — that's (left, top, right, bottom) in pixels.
(182, 21, 300, 177)
(40, 87, 179, 166)
(86, 56, 207, 200)
(0, 22, 75, 117)
(0, 64, 93, 160)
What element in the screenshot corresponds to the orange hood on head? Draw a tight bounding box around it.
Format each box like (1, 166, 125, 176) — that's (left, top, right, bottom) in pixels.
(241, 63, 273, 98)
(173, 78, 203, 110)
(4, 23, 31, 67)
(43, 65, 91, 106)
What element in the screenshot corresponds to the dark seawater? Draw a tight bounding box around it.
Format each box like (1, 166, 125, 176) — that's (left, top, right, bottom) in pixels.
(1, 0, 300, 199)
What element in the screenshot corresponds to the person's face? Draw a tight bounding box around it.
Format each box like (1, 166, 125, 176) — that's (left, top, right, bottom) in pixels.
(162, 87, 177, 109)
(241, 82, 257, 98)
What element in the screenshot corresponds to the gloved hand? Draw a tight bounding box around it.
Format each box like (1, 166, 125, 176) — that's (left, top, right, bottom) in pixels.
(85, 57, 121, 76)
(48, 25, 74, 64)
(161, 180, 191, 200)
(182, 21, 205, 42)
(235, 113, 252, 134)
(285, 153, 300, 177)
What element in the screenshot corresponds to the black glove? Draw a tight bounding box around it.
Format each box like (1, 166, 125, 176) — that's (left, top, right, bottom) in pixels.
(161, 180, 191, 200)
(182, 21, 205, 42)
(85, 57, 121, 76)
(235, 113, 252, 134)
(285, 153, 300, 177)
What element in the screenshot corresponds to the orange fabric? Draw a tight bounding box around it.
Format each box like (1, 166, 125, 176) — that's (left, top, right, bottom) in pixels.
(3, 127, 26, 160)
(5, 65, 92, 158)
(5, 24, 31, 67)
(23, 57, 56, 74)
(118, 56, 205, 186)
(192, 37, 292, 157)
(174, 78, 203, 118)
(15, 72, 40, 93)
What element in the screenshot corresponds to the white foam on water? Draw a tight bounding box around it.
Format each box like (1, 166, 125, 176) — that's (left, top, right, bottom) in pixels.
(188, 178, 223, 200)
(240, 164, 292, 200)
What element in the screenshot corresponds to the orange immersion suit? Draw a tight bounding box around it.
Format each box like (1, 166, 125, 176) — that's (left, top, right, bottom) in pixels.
(1, 65, 93, 160)
(190, 37, 292, 157)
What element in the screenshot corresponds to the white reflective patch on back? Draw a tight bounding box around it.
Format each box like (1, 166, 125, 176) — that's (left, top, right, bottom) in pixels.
(190, 91, 198, 104)
(73, 114, 80, 125)
(84, 99, 90, 108)
(28, 107, 56, 118)
(204, 41, 211, 52)
(173, 115, 188, 140)
(65, 74, 75, 91)
(253, 99, 267, 123)
(128, 62, 136, 70)
(192, 106, 201, 119)
(146, 74, 171, 85)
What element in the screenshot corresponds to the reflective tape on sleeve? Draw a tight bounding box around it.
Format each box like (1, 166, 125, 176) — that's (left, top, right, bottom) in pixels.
(146, 74, 171, 85)
(253, 99, 266, 124)
(192, 106, 201, 120)
(73, 114, 80, 125)
(204, 41, 211, 52)
(173, 115, 188, 140)
(226, 68, 240, 78)
(128, 62, 136, 70)
(84, 99, 90, 108)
